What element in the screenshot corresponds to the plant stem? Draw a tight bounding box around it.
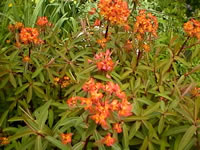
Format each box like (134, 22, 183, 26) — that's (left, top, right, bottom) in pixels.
(105, 23, 109, 39)
(83, 135, 91, 150)
(167, 36, 190, 72)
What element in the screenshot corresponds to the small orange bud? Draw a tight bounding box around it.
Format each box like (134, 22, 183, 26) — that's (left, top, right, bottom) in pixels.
(23, 56, 30, 62)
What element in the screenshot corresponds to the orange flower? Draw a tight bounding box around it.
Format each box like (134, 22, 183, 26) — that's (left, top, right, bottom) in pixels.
(15, 42, 21, 48)
(23, 56, 30, 62)
(184, 19, 200, 40)
(124, 40, 133, 51)
(143, 43, 150, 52)
(15, 22, 24, 30)
(98, 0, 130, 25)
(19, 27, 43, 44)
(67, 79, 132, 129)
(60, 133, 73, 144)
(89, 8, 96, 15)
(191, 87, 200, 97)
(8, 24, 15, 32)
(97, 38, 107, 48)
(95, 49, 114, 72)
(94, 19, 101, 26)
(36, 17, 49, 27)
(123, 24, 130, 31)
(0, 137, 9, 145)
(134, 10, 158, 40)
(118, 99, 132, 117)
(113, 123, 122, 133)
(101, 133, 115, 146)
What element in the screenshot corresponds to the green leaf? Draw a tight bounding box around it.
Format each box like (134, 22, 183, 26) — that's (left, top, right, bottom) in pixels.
(124, 116, 149, 122)
(163, 125, 189, 136)
(32, 67, 43, 79)
(129, 121, 141, 140)
(37, 100, 51, 129)
(158, 116, 164, 134)
(15, 83, 29, 95)
(0, 110, 9, 126)
(9, 128, 34, 141)
(27, 86, 33, 103)
(143, 102, 160, 116)
(123, 123, 129, 149)
(84, 121, 97, 140)
(45, 136, 70, 150)
(72, 142, 84, 150)
(93, 75, 112, 82)
(178, 125, 196, 150)
(112, 143, 121, 150)
(48, 109, 54, 128)
(9, 73, 17, 88)
(30, 0, 44, 27)
(139, 136, 148, 150)
(35, 136, 43, 150)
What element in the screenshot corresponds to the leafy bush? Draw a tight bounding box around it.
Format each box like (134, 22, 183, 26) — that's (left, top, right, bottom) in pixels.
(0, 0, 200, 150)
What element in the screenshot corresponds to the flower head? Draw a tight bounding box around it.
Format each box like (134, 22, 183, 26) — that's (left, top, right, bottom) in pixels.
(134, 10, 158, 40)
(60, 133, 73, 144)
(101, 133, 115, 146)
(19, 27, 43, 45)
(184, 19, 200, 40)
(98, 0, 130, 25)
(36, 17, 49, 27)
(95, 49, 114, 72)
(113, 123, 122, 133)
(0, 137, 9, 145)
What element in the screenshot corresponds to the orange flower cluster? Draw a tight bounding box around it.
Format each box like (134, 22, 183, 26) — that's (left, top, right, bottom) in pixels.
(0, 137, 9, 145)
(142, 43, 150, 52)
(101, 133, 115, 146)
(67, 78, 132, 129)
(184, 19, 200, 40)
(8, 22, 24, 31)
(97, 38, 107, 48)
(98, 0, 130, 25)
(36, 16, 52, 27)
(134, 10, 158, 40)
(60, 133, 73, 144)
(19, 27, 43, 45)
(191, 87, 200, 97)
(124, 40, 133, 51)
(54, 76, 70, 88)
(94, 49, 114, 72)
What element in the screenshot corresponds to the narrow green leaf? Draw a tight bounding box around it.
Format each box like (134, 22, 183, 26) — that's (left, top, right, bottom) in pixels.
(9, 73, 17, 88)
(27, 85, 33, 103)
(15, 83, 29, 95)
(72, 142, 84, 150)
(32, 67, 43, 79)
(143, 102, 160, 116)
(45, 136, 70, 150)
(178, 125, 196, 150)
(35, 136, 42, 150)
(37, 100, 51, 129)
(0, 110, 9, 126)
(123, 123, 129, 149)
(139, 136, 148, 150)
(158, 116, 164, 134)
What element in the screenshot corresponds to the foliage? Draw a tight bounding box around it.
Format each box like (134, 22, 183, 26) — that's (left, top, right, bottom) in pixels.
(0, 0, 200, 150)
